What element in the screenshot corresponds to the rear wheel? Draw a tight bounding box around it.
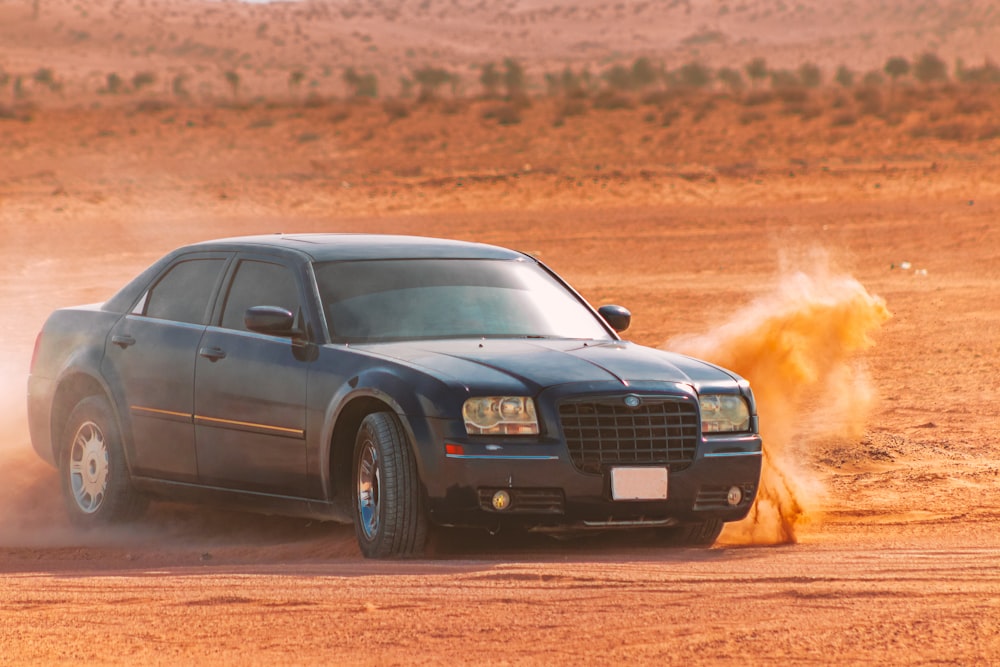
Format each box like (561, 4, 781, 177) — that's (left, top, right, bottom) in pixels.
(352, 412, 428, 559)
(60, 395, 146, 525)
(661, 518, 725, 547)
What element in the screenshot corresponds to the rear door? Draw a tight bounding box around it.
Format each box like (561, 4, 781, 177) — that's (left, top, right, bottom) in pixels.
(103, 253, 231, 481)
(193, 256, 312, 496)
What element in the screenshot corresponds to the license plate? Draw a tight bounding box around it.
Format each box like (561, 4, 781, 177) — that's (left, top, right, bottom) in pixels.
(610, 467, 668, 501)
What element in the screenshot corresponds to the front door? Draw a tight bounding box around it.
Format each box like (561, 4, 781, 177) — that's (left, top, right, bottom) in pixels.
(193, 258, 310, 496)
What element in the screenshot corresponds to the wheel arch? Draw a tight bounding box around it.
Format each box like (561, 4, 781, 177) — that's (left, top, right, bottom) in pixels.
(49, 372, 121, 465)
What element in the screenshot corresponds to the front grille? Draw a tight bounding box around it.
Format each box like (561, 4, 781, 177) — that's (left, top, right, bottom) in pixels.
(477, 488, 565, 514)
(559, 396, 698, 474)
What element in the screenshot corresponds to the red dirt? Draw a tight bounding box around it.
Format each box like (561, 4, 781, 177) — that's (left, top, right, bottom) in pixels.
(2, 1, 1000, 664)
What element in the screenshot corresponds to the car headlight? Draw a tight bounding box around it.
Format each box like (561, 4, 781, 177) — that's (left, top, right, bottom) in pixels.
(463, 397, 539, 435)
(699, 394, 750, 433)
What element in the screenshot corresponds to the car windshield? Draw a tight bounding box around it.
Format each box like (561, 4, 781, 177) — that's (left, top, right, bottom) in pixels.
(314, 258, 614, 343)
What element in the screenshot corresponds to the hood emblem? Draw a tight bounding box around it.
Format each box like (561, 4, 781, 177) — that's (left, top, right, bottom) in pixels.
(624, 395, 642, 408)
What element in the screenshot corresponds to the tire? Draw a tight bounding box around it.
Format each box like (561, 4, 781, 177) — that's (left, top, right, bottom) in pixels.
(352, 412, 428, 559)
(661, 518, 725, 547)
(59, 395, 146, 525)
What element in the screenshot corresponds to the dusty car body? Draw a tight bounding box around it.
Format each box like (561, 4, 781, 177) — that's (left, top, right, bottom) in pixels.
(28, 234, 762, 557)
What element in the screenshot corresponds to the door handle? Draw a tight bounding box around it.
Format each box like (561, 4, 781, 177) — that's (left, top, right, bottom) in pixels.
(111, 334, 136, 349)
(199, 346, 227, 362)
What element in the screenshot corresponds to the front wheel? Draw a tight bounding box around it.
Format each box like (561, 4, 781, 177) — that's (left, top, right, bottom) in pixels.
(660, 518, 725, 547)
(59, 395, 146, 525)
(352, 412, 428, 559)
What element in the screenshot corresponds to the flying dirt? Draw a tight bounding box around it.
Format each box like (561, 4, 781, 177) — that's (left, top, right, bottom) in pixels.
(670, 249, 891, 544)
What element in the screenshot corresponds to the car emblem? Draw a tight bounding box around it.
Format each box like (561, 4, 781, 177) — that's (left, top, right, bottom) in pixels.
(624, 395, 642, 408)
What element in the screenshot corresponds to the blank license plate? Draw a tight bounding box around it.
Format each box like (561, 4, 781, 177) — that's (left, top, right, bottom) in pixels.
(611, 467, 668, 501)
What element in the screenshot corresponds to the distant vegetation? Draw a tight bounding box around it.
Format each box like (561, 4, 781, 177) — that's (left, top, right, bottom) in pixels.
(2, 52, 999, 142)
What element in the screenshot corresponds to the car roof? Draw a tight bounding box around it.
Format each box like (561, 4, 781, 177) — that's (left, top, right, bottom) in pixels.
(188, 234, 527, 262)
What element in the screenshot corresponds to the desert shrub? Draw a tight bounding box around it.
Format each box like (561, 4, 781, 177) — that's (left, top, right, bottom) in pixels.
(830, 111, 857, 127)
(641, 90, 674, 106)
(661, 108, 681, 126)
(329, 108, 350, 123)
(343, 68, 378, 98)
(248, 117, 274, 129)
(883, 56, 910, 83)
(717, 67, 744, 93)
(132, 71, 156, 91)
(413, 66, 457, 102)
(603, 63, 634, 91)
(830, 94, 849, 109)
(956, 60, 1000, 84)
(769, 69, 800, 89)
(0, 104, 17, 120)
(479, 62, 502, 98)
(835, 65, 855, 88)
(103, 72, 125, 94)
(441, 98, 465, 115)
(914, 52, 948, 84)
(32, 68, 55, 88)
(742, 90, 774, 106)
(853, 86, 883, 115)
(744, 57, 768, 88)
(798, 62, 823, 88)
(297, 132, 320, 143)
(739, 110, 766, 125)
(502, 58, 526, 99)
(303, 92, 329, 108)
(382, 98, 409, 120)
(862, 70, 885, 87)
(559, 99, 588, 117)
(482, 102, 521, 125)
(931, 123, 970, 141)
(631, 57, 659, 89)
(172, 74, 190, 99)
(135, 99, 172, 113)
(978, 125, 1000, 140)
(776, 87, 808, 104)
(592, 90, 633, 110)
(675, 62, 712, 90)
(953, 98, 991, 115)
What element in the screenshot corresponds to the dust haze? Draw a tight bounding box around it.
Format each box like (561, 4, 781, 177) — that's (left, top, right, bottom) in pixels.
(670, 248, 891, 545)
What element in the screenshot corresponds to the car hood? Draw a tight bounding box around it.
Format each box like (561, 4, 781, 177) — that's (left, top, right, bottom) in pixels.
(357, 338, 741, 393)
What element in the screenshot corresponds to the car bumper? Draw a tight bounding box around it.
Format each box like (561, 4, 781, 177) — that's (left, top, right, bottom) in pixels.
(422, 435, 762, 529)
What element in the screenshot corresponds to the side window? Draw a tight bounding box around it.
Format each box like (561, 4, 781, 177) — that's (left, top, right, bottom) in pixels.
(220, 260, 301, 332)
(142, 259, 226, 325)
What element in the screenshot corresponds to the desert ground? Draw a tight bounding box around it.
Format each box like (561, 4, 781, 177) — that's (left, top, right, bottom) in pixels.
(2, 0, 1000, 664)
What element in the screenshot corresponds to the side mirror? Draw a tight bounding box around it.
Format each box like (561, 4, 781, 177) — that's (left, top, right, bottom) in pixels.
(245, 305, 299, 337)
(598, 304, 631, 332)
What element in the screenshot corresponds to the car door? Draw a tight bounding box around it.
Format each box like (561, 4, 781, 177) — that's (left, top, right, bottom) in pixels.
(193, 256, 311, 496)
(103, 253, 230, 482)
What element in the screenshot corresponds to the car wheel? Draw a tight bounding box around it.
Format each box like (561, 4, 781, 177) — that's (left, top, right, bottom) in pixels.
(352, 412, 428, 559)
(60, 395, 146, 525)
(661, 518, 725, 547)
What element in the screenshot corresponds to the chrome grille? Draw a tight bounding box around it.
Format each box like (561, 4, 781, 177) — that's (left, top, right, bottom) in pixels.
(559, 396, 698, 474)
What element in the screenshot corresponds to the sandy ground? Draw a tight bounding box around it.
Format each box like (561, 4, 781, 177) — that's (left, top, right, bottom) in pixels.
(3, 1, 1000, 664)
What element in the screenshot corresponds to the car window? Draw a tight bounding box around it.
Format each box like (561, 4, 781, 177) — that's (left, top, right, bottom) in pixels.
(220, 260, 301, 332)
(314, 258, 613, 342)
(142, 258, 226, 325)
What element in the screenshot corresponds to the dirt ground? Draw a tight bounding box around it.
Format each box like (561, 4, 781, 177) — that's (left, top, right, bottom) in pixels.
(3, 1, 1000, 664)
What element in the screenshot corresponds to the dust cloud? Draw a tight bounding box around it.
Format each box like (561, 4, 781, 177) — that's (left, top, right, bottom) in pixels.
(669, 249, 891, 545)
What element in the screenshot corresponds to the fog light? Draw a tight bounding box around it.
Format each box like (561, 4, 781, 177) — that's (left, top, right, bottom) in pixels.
(727, 486, 743, 506)
(492, 490, 511, 511)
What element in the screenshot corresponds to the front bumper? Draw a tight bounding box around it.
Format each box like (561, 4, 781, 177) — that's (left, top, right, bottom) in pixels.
(422, 435, 762, 529)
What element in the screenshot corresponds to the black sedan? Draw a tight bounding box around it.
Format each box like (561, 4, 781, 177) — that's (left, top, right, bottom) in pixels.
(27, 234, 762, 558)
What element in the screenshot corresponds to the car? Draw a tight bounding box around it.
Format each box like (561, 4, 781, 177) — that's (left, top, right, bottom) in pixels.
(27, 234, 762, 558)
